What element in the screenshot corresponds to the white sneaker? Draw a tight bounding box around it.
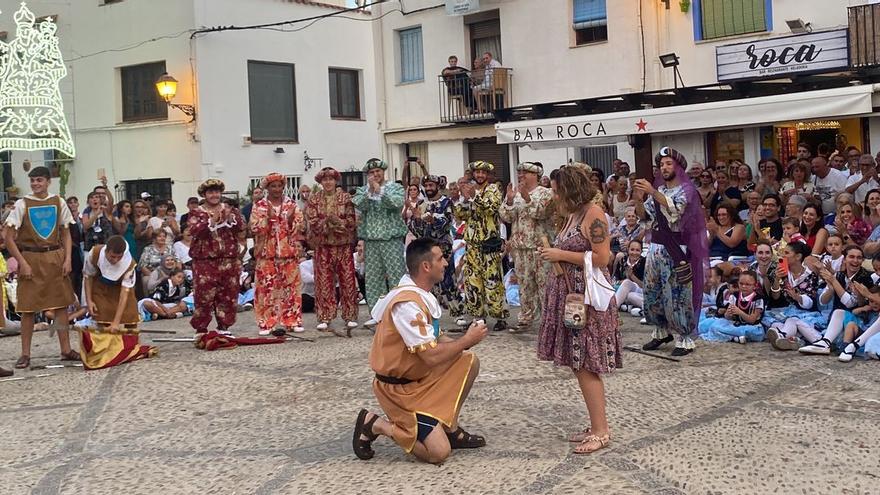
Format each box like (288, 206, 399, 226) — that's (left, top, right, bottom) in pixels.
(639, 318, 647, 325)
(358, 299, 367, 305)
(258, 329, 271, 336)
(364, 319, 378, 328)
(619, 304, 630, 312)
(838, 343, 858, 362)
(346, 321, 359, 329)
(735, 336, 747, 344)
(292, 326, 305, 333)
(798, 339, 831, 355)
(456, 318, 469, 327)
(629, 307, 642, 317)
(316, 322, 329, 331)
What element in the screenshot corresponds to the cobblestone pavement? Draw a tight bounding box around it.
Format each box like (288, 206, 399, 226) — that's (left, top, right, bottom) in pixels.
(1, 307, 878, 495)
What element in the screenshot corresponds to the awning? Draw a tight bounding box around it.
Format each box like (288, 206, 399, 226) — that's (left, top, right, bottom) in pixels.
(384, 124, 496, 144)
(495, 84, 877, 147)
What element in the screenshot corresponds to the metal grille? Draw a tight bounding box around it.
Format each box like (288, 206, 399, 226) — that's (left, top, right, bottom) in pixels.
(579, 145, 618, 177)
(249, 175, 302, 199)
(123, 178, 173, 203)
(850, 4, 880, 68)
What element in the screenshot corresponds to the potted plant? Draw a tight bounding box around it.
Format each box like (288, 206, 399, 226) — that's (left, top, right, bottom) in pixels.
(680, 0, 691, 13)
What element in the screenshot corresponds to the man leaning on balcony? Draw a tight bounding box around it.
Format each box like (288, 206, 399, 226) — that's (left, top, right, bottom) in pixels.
(442, 55, 474, 112)
(472, 52, 501, 114)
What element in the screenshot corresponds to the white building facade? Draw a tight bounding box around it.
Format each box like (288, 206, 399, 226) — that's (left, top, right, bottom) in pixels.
(0, 0, 379, 203)
(373, 0, 880, 182)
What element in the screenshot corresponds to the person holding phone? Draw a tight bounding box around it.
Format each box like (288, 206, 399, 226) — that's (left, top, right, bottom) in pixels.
(764, 242, 824, 351)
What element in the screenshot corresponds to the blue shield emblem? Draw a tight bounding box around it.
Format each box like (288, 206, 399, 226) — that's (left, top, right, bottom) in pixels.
(27, 205, 58, 241)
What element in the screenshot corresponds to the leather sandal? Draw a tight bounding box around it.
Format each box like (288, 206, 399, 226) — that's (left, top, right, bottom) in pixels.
(573, 433, 611, 455)
(60, 351, 81, 361)
(352, 409, 380, 460)
(14, 355, 30, 369)
(446, 427, 486, 449)
(0, 367, 13, 377)
(568, 426, 593, 443)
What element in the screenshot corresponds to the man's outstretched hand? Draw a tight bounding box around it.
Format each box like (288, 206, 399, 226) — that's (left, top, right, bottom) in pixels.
(464, 320, 489, 346)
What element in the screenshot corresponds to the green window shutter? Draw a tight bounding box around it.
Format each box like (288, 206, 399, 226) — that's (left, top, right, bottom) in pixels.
(701, 0, 766, 40)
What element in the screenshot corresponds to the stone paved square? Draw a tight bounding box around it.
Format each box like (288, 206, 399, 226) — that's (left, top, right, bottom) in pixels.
(1, 308, 877, 495)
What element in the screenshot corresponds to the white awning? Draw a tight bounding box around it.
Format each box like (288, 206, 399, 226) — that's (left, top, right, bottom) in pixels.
(495, 84, 877, 147)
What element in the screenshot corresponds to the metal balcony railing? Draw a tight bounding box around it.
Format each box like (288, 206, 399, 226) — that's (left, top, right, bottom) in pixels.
(438, 67, 512, 123)
(849, 3, 880, 68)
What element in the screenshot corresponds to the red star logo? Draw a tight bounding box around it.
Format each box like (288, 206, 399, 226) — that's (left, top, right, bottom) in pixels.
(635, 118, 648, 132)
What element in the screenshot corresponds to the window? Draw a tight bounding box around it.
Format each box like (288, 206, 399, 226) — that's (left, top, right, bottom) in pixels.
(468, 17, 502, 64)
(329, 69, 361, 119)
(403, 142, 429, 185)
(121, 61, 168, 122)
(399, 27, 424, 83)
(123, 178, 172, 203)
(248, 175, 302, 199)
(573, 0, 607, 45)
(248, 61, 298, 142)
(695, 0, 770, 41)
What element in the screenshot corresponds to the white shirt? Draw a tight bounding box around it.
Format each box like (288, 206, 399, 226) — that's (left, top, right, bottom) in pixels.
(83, 246, 136, 289)
(173, 241, 191, 264)
(812, 168, 847, 215)
(300, 259, 315, 297)
(5, 194, 75, 230)
(845, 172, 880, 204)
(371, 274, 442, 352)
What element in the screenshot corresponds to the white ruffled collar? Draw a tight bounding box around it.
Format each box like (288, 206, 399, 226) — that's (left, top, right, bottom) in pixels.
(97, 244, 133, 280)
(370, 274, 442, 322)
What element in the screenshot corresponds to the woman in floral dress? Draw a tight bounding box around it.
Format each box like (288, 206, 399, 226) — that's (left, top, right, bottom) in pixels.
(537, 164, 622, 455)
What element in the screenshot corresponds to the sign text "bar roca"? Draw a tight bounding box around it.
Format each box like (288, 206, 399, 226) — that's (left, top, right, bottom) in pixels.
(512, 122, 608, 142)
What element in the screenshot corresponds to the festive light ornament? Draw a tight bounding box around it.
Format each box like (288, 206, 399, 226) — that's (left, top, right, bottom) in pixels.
(0, 3, 75, 157)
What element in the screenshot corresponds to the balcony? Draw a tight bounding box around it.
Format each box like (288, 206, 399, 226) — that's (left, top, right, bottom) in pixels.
(849, 3, 880, 68)
(438, 67, 512, 123)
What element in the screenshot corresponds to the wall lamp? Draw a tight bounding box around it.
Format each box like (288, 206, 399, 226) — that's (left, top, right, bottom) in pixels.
(785, 18, 813, 34)
(659, 53, 685, 89)
(155, 73, 197, 122)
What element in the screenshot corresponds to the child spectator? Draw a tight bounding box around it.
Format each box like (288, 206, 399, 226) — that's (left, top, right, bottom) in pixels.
(698, 270, 765, 344)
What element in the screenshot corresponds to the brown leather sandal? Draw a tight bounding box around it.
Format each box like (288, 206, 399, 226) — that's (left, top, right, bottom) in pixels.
(568, 426, 592, 443)
(352, 409, 380, 460)
(14, 355, 30, 369)
(60, 351, 81, 361)
(446, 427, 486, 449)
(573, 433, 611, 455)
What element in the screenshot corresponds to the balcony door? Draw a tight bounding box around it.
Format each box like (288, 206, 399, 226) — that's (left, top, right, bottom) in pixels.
(468, 14, 501, 64)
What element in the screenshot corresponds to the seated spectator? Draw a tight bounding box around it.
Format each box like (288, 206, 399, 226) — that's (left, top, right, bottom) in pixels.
(823, 192, 855, 229)
(613, 239, 645, 318)
(834, 203, 872, 246)
(139, 230, 173, 293)
(739, 191, 761, 223)
(606, 175, 630, 221)
(812, 155, 848, 216)
(799, 245, 872, 356)
(800, 205, 829, 256)
(756, 158, 783, 196)
(835, 283, 880, 361)
(735, 162, 756, 196)
(844, 154, 880, 204)
(703, 266, 724, 308)
(144, 255, 180, 297)
(710, 170, 741, 211)
(698, 270, 765, 344)
(775, 217, 805, 258)
(749, 240, 779, 305)
(441, 55, 474, 110)
(864, 189, 880, 228)
(820, 234, 845, 272)
(503, 268, 520, 307)
(139, 268, 192, 320)
(612, 207, 643, 262)
(173, 227, 192, 270)
(785, 194, 808, 219)
(765, 242, 824, 351)
(780, 159, 815, 204)
(686, 161, 704, 182)
(708, 204, 749, 261)
(697, 170, 716, 209)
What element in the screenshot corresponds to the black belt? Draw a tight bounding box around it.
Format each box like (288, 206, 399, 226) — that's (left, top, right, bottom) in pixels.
(20, 245, 60, 253)
(375, 374, 413, 385)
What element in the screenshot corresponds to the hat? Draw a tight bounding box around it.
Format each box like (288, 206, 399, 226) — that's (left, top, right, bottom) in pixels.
(468, 160, 494, 172)
(654, 146, 688, 169)
(421, 174, 441, 186)
(516, 162, 543, 175)
(197, 178, 225, 197)
(261, 172, 285, 188)
(140, 191, 153, 199)
(27, 166, 51, 179)
(315, 166, 341, 182)
(364, 158, 387, 171)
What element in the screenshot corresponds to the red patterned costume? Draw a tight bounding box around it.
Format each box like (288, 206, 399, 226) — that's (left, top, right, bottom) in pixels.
(250, 174, 305, 332)
(306, 167, 359, 325)
(188, 179, 245, 334)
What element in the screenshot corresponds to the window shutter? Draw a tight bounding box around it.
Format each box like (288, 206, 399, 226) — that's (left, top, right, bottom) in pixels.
(573, 0, 607, 29)
(399, 27, 424, 83)
(700, 0, 765, 40)
(470, 19, 500, 39)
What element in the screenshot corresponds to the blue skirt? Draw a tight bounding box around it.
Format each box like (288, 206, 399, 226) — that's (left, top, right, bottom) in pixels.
(864, 333, 880, 359)
(698, 317, 764, 342)
(762, 306, 829, 331)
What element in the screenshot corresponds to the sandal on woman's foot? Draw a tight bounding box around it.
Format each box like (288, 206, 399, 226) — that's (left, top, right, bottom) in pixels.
(573, 433, 611, 455)
(60, 351, 81, 362)
(568, 426, 592, 443)
(446, 427, 486, 449)
(14, 355, 30, 369)
(352, 409, 380, 460)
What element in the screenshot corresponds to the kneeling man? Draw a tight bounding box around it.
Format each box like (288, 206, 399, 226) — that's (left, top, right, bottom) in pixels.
(353, 238, 488, 464)
(81, 235, 157, 370)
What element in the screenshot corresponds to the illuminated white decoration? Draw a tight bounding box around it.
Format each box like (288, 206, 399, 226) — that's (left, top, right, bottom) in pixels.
(0, 3, 75, 157)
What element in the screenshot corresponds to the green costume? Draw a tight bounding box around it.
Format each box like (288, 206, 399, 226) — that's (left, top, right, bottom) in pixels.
(352, 162, 407, 309)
